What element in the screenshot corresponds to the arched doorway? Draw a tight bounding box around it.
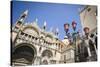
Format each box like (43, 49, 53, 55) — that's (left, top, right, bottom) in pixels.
(41, 50, 53, 65)
(42, 50, 53, 58)
(12, 43, 37, 65)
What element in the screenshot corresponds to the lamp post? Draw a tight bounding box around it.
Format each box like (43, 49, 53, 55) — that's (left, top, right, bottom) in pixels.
(64, 23, 70, 36)
(71, 21, 79, 62)
(72, 21, 77, 31)
(64, 21, 80, 62)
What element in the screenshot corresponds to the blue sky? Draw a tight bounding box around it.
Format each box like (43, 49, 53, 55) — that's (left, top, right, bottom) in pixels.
(11, 1, 84, 40)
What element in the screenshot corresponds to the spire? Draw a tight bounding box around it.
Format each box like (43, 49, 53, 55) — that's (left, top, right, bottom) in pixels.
(35, 18, 38, 23)
(19, 10, 28, 22)
(56, 27, 59, 36)
(33, 18, 38, 25)
(14, 10, 28, 30)
(56, 27, 59, 33)
(20, 10, 28, 18)
(24, 10, 28, 15)
(43, 21, 47, 30)
(44, 21, 47, 27)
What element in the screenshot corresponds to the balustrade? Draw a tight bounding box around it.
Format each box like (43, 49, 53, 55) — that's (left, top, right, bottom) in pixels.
(18, 32, 62, 51)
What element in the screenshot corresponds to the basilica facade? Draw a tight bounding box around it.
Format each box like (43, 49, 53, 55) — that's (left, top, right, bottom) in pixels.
(11, 10, 75, 66)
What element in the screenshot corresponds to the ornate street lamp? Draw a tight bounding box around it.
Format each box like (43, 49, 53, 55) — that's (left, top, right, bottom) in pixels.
(72, 21, 77, 31)
(64, 23, 70, 36)
(71, 21, 77, 42)
(71, 21, 79, 62)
